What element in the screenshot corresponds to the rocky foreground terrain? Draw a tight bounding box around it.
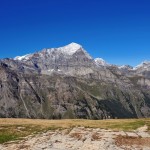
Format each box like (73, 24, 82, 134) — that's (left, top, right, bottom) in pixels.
(0, 126, 150, 150)
(0, 42, 150, 119)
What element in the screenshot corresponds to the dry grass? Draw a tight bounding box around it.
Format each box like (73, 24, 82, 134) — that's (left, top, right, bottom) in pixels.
(115, 135, 150, 147)
(91, 132, 101, 141)
(0, 118, 150, 130)
(69, 132, 82, 140)
(18, 144, 30, 149)
(0, 118, 149, 144)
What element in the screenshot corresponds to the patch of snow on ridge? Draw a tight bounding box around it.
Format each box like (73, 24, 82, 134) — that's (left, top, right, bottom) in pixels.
(48, 69, 54, 72)
(118, 65, 126, 69)
(118, 65, 133, 70)
(133, 61, 150, 70)
(94, 58, 108, 66)
(14, 54, 32, 61)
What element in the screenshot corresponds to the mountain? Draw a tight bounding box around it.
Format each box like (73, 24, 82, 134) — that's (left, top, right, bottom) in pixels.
(0, 43, 150, 119)
(14, 43, 94, 76)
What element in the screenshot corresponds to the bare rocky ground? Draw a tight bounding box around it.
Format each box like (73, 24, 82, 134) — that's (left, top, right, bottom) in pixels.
(0, 126, 150, 150)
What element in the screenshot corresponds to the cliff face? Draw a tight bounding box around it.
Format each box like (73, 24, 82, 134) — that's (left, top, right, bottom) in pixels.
(0, 43, 150, 119)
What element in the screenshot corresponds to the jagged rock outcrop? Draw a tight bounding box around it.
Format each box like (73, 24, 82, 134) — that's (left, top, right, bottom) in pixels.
(0, 43, 150, 119)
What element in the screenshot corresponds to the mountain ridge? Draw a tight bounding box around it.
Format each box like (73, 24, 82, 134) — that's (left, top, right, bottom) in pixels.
(13, 42, 149, 70)
(0, 42, 150, 119)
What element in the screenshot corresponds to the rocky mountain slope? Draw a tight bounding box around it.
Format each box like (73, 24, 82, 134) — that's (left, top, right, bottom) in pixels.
(0, 43, 150, 119)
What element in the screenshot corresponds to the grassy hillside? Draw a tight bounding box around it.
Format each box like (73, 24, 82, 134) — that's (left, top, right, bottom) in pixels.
(0, 118, 149, 144)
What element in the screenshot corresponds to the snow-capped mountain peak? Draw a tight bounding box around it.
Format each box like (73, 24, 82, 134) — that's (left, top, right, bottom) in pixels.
(14, 42, 91, 61)
(56, 42, 82, 55)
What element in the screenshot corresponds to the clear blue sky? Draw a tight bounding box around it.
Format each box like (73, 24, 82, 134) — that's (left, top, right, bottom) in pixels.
(0, 0, 150, 66)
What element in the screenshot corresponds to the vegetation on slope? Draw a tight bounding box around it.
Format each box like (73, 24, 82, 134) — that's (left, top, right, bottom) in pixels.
(0, 118, 150, 144)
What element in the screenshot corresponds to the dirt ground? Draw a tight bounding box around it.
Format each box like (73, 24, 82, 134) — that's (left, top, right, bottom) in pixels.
(0, 125, 150, 150)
